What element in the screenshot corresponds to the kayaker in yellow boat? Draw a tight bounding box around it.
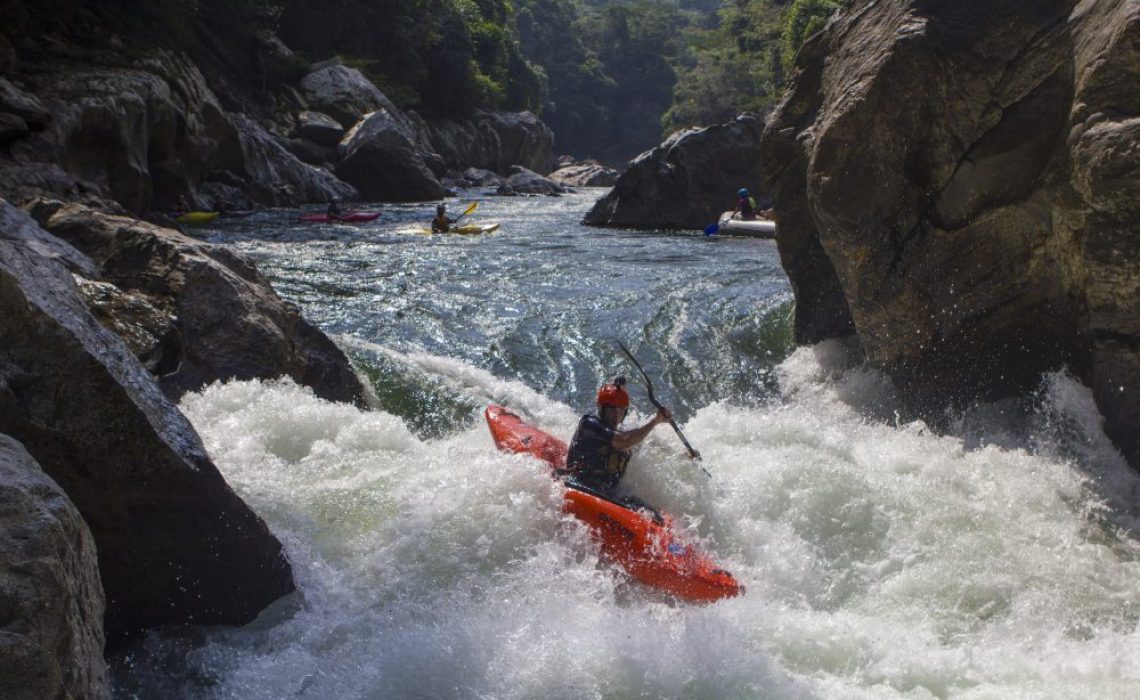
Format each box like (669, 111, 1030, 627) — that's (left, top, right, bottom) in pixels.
(431, 203, 452, 232)
(562, 376, 672, 495)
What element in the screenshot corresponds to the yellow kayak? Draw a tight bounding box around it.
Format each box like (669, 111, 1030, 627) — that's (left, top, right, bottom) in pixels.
(417, 222, 501, 235)
(175, 211, 220, 225)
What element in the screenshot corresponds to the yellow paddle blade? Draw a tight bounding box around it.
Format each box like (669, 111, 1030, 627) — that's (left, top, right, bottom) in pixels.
(461, 201, 478, 217)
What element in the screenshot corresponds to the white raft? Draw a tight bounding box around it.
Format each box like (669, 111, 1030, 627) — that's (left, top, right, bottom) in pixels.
(717, 211, 776, 238)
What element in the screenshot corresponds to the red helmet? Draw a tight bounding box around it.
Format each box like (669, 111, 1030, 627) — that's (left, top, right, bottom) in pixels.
(596, 378, 629, 409)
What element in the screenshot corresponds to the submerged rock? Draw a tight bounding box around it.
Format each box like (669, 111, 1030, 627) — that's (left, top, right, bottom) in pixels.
(0, 201, 295, 644)
(583, 114, 769, 229)
(760, 0, 1140, 468)
(0, 434, 107, 700)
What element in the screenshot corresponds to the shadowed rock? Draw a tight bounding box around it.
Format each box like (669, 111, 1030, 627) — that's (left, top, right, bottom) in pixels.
(0, 434, 107, 700)
(760, 0, 1140, 467)
(584, 114, 769, 230)
(0, 201, 295, 645)
(337, 109, 447, 201)
(32, 201, 369, 407)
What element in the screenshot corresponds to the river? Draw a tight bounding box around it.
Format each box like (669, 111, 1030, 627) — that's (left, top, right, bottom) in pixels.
(112, 191, 1140, 699)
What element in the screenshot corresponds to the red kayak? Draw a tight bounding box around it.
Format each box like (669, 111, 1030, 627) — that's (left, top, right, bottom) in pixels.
(485, 404, 742, 603)
(298, 211, 381, 223)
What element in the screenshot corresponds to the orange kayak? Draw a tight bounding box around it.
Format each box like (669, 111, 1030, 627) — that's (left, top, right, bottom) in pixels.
(485, 405, 742, 603)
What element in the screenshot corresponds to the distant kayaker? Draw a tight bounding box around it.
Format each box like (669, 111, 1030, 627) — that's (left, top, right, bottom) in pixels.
(431, 203, 452, 232)
(562, 377, 672, 494)
(174, 194, 191, 215)
(327, 198, 344, 218)
(734, 188, 759, 220)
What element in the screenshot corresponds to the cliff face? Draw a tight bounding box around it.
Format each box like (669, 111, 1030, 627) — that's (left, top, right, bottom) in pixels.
(760, 0, 1140, 466)
(0, 50, 554, 211)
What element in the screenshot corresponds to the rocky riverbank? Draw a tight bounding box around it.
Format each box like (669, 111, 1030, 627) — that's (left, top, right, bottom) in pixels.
(0, 53, 554, 213)
(760, 0, 1140, 468)
(0, 19, 558, 700)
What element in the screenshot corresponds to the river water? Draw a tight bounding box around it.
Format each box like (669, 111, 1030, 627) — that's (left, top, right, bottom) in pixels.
(113, 191, 1140, 699)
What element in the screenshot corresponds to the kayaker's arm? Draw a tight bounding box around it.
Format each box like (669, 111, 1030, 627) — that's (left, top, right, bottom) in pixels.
(612, 406, 671, 450)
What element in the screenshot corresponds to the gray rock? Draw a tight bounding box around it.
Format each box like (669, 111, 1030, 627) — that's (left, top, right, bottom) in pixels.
(549, 161, 620, 187)
(0, 78, 51, 127)
(37, 202, 369, 407)
(299, 62, 399, 129)
(0, 434, 108, 700)
(337, 110, 446, 201)
(759, 0, 1140, 468)
(426, 111, 555, 176)
(499, 166, 566, 195)
(280, 136, 338, 168)
(0, 201, 295, 644)
(0, 52, 360, 211)
(584, 114, 768, 229)
(294, 110, 345, 148)
(229, 113, 357, 205)
(482, 112, 554, 175)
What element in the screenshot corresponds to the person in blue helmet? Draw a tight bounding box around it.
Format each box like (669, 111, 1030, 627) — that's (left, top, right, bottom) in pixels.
(734, 187, 759, 220)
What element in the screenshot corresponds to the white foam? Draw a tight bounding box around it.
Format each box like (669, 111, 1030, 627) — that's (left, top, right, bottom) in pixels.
(158, 347, 1140, 698)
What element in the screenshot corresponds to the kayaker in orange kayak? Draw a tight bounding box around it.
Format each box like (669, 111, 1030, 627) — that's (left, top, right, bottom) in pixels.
(562, 377, 672, 494)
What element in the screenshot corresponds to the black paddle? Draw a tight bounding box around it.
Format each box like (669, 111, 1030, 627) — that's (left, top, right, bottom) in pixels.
(615, 340, 710, 476)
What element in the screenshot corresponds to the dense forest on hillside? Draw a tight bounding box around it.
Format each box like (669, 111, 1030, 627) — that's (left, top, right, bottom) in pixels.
(1, 0, 842, 164)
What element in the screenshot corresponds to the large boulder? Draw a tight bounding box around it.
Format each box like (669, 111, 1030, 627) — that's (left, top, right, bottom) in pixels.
(227, 113, 358, 206)
(426, 111, 555, 176)
(0, 201, 295, 644)
(299, 61, 400, 129)
(0, 434, 107, 700)
(583, 114, 769, 229)
(759, 0, 1140, 467)
(336, 109, 447, 201)
(497, 166, 567, 196)
(33, 201, 369, 407)
(482, 111, 554, 175)
(294, 110, 345, 148)
(427, 118, 502, 174)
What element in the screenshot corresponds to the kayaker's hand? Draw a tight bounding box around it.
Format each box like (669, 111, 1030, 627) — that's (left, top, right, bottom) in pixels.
(655, 406, 672, 424)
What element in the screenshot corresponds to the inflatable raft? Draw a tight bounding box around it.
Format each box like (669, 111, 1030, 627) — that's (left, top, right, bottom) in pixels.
(717, 211, 776, 238)
(298, 211, 382, 223)
(485, 404, 742, 603)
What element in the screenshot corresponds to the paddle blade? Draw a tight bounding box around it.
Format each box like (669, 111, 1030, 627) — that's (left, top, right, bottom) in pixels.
(462, 201, 478, 217)
(703, 223, 720, 236)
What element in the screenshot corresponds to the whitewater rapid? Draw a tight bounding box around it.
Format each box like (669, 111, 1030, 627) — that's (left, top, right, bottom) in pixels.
(114, 342, 1140, 699)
